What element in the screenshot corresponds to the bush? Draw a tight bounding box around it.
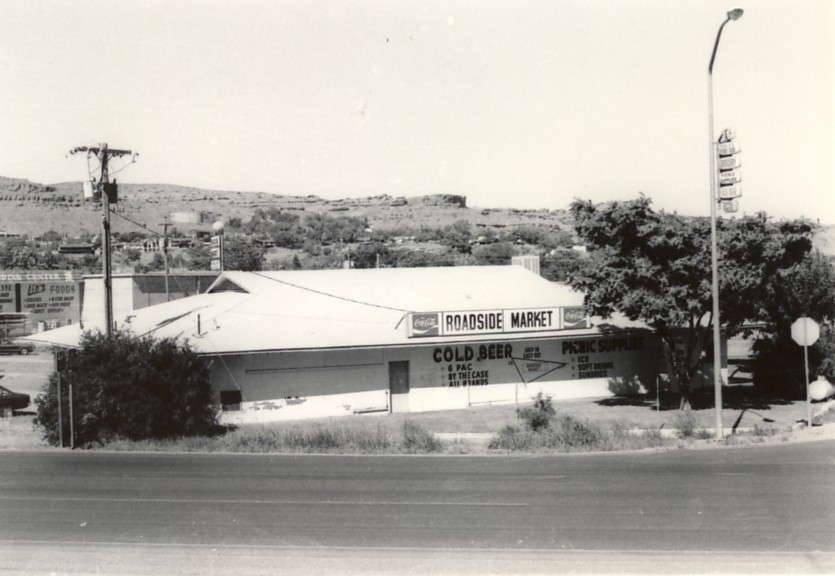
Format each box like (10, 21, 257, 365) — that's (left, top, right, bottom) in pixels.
(672, 409, 708, 439)
(36, 330, 218, 446)
(518, 392, 556, 431)
(548, 414, 608, 448)
(401, 420, 443, 453)
(223, 236, 265, 271)
(488, 424, 535, 450)
(100, 422, 424, 454)
(489, 418, 670, 453)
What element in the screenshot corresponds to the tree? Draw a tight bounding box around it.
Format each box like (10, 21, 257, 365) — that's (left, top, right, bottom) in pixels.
(541, 249, 585, 283)
(758, 249, 835, 331)
(184, 243, 211, 271)
(389, 249, 457, 268)
(439, 220, 473, 254)
(36, 330, 218, 446)
(223, 236, 265, 271)
(39, 230, 64, 243)
(472, 241, 517, 265)
(121, 247, 142, 270)
(351, 242, 390, 269)
(569, 196, 815, 407)
(0, 238, 67, 270)
(750, 250, 835, 395)
(112, 231, 148, 244)
(304, 213, 367, 245)
(136, 252, 165, 273)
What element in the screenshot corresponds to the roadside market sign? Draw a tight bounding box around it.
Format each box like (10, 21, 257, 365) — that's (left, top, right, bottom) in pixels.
(791, 317, 820, 347)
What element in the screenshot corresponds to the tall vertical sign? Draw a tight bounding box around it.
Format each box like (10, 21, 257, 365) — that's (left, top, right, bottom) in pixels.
(716, 128, 742, 213)
(210, 233, 224, 271)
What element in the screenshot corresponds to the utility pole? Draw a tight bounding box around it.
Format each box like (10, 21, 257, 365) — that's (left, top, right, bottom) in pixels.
(159, 216, 171, 301)
(69, 143, 137, 336)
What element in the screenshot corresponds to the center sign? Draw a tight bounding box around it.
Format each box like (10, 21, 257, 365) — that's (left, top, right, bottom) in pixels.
(407, 306, 588, 338)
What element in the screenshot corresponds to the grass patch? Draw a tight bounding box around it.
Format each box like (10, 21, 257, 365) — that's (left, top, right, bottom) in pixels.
(490, 394, 673, 453)
(400, 420, 444, 453)
(9, 391, 828, 454)
(672, 409, 710, 440)
(489, 414, 671, 453)
(103, 420, 444, 454)
(751, 423, 781, 437)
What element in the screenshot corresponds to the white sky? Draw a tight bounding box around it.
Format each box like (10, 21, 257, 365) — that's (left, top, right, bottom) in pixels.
(1, 0, 832, 222)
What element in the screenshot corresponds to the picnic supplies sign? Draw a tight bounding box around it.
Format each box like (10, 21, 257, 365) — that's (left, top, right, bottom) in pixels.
(407, 306, 588, 338)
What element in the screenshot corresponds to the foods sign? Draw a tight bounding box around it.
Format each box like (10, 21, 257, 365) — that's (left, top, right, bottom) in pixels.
(408, 307, 589, 338)
(0, 271, 80, 331)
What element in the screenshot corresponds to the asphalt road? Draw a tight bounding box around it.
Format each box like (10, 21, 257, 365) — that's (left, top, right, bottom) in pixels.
(0, 349, 51, 407)
(1, 441, 834, 575)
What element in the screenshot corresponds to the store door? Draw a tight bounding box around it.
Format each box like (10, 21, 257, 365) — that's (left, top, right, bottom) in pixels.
(389, 361, 410, 413)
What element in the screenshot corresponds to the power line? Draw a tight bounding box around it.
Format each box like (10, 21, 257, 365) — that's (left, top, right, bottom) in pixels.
(251, 271, 411, 313)
(110, 209, 161, 237)
(108, 209, 209, 300)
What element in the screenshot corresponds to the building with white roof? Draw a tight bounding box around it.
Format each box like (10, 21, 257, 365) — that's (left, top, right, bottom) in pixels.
(29, 265, 665, 422)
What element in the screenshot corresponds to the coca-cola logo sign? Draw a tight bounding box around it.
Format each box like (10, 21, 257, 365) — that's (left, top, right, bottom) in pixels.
(562, 307, 588, 328)
(411, 313, 440, 337)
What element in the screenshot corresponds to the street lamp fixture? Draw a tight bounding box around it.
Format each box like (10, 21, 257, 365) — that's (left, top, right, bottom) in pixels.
(708, 8, 743, 440)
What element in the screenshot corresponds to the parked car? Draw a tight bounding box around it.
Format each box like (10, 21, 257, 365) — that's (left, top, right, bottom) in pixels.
(0, 339, 35, 355)
(0, 383, 30, 412)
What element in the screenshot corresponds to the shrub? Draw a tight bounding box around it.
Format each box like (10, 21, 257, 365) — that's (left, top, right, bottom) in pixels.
(488, 424, 536, 450)
(223, 236, 265, 271)
(751, 424, 779, 437)
(635, 425, 664, 443)
(518, 392, 555, 431)
(36, 330, 218, 446)
(672, 409, 708, 439)
(231, 424, 396, 454)
(546, 414, 608, 449)
(489, 417, 607, 451)
(401, 420, 443, 453)
(489, 418, 671, 453)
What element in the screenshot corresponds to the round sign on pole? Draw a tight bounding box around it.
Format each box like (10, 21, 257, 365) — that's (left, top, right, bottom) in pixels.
(792, 317, 821, 427)
(791, 317, 820, 347)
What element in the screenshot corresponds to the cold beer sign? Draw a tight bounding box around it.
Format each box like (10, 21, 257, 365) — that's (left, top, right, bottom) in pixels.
(407, 306, 588, 338)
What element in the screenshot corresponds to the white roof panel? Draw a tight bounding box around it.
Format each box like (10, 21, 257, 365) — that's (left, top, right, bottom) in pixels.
(28, 266, 596, 354)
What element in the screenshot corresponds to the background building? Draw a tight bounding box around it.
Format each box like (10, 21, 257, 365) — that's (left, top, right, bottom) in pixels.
(0, 271, 80, 335)
(81, 272, 219, 329)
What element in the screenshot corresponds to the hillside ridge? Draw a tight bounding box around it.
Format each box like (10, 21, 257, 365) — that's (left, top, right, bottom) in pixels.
(0, 176, 571, 237)
(1, 176, 832, 259)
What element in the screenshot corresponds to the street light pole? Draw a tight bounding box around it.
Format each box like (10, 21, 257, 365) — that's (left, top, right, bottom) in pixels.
(708, 8, 743, 440)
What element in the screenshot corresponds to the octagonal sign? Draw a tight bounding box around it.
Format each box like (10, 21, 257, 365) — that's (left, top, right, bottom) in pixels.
(791, 317, 820, 347)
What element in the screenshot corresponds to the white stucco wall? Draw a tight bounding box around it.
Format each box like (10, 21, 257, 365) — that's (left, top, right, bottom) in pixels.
(209, 329, 665, 421)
